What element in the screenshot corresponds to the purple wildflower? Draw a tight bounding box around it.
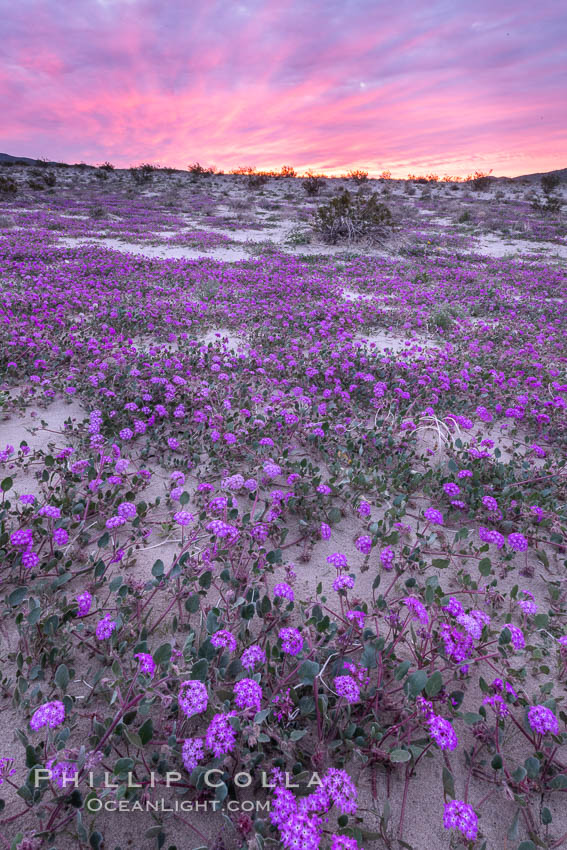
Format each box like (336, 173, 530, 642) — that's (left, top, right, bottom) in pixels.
(508, 532, 528, 551)
(334, 572, 355, 592)
(30, 701, 65, 731)
(241, 645, 266, 669)
(274, 582, 294, 601)
(76, 591, 92, 617)
(135, 653, 156, 677)
(95, 614, 117, 640)
(327, 552, 347, 569)
(279, 627, 303, 656)
(174, 510, 194, 526)
(443, 800, 478, 841)
(334, 675, 360, 703)
(528, 705, 559, 736)
(402, 596, 429, 626)
(205, 712, 237, 756)
(423, 507, 443, 525)
(234, 678, 262, 711)
(178, 680, 208, 718)
(355, 535, 372, 555)
(182, 738, 204, 772)
(502, 623, 525, 650)
(211, 629, 237, 652)
(428, 715, 458, 751)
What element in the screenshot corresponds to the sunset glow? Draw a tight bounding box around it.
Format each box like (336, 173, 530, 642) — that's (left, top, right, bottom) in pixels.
(1, 0, 565, 176)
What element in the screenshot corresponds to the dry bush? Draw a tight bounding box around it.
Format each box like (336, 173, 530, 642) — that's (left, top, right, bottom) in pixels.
(303, 172, 324, 196)
(0, 175, 17, 194)
(315, 189, 392, 243)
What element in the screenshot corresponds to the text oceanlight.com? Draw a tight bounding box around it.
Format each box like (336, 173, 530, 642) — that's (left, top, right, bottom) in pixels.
(86, 799, 270, 813)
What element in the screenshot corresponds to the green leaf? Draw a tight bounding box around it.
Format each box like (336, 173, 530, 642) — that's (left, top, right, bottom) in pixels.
(394, 660, 411, 681)
(405, 669, 427, 697)
(241, 603, 255, 620)
(185, 595, 201, 613)
(541, 807, 552, 826)
(328, 507, 342, 524)
(55, 664, 70, 691)
(290, 729, 307, 741)
(425, 671, 443, 697)
(153, 643, 172, 666)
(463, 712, 483, 725)
(114, 758, 134, 775)
(191, 659, 209, 681)
(1, 477, 13, 492)
(298, 660, 320, 684)
(215, 781, 228, 802)
(507, 809, 520, 842)
(8, 588, 27, 607)
(151, 560, 164, 578)
(524, 757, 540, 778)
(139, 718, 153, 745)
(442, 766, 455, 799)
(478, 557, 492, 576)
(90, 831, 103, 850)
(390, 749, 411, 763)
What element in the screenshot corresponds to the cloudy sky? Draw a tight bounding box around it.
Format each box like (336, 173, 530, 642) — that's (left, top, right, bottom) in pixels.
(1, 0, 565, 176)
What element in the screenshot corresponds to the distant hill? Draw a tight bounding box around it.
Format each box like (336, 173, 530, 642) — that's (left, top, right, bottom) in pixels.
(0, 152, 61, 166)
(508, 167, 567, 183)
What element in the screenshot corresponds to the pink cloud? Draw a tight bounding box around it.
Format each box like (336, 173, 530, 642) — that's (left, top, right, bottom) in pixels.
(1, 0, 565, 176)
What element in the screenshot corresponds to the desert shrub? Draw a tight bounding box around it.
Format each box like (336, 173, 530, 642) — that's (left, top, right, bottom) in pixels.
(230, 165, 256, 175)
(247, 172, 269, 189)
(278, 165, 296, 178)
(95, 169, 108, 181)
(43, 171, 57, 187)
(130, 163, 156, 184)
(346, 168, 369, 182)
(99, 161, 115, 171)
(27, 178, 46, 190)
(532, 194, 562, 215)
(229, 197, 253, 212)
(315, 189, 392, 243)
(188, 162, 215, 177)
(458, 210, 472, 223)
(541, 174, 560, 195)
(89, 205, 107, 219)
(0, 175, 17, 194)
(470, 170, 493, 191)
(286, 226, 312, 245)
(303, 172, 324, 196)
